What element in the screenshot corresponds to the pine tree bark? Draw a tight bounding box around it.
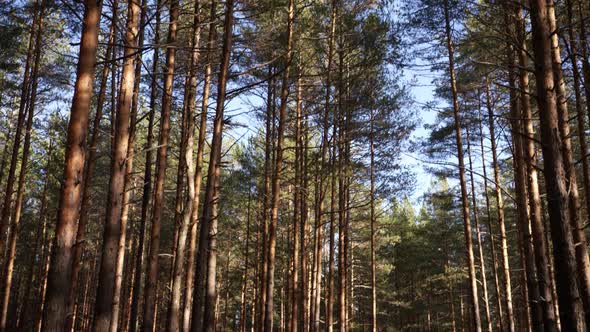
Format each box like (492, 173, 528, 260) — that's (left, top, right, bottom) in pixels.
(92, 0, 140, 329)
(36, 237, 53, 332)
(504, 7, 544, 330)
(167, 2, 202, 330)
(579, 3, 590, 134)
(263, 0, 294, 329)
(0, 0, 45, 327)
(18, 139, 53, 330)
(327, 99, 337, 332)
(529, 0, 586, 329)
(337, 35, 352, 331)
(183, 3, 216, 330)
(478, 113, 504, 331)
(185, 3, 216, 330)
(301, 104, 310, 332)
(201, 1, 234, 329)
(142, 0, 180, 328)
(240, 190, 252, 332)
(110, 2, 146, 328)
(313, 2, 336, 331)
(516, 3, 557, 329)
(128, 0, 160, 329)
(114, 0, 148, 329)
(191, 1, 234, 330)
(484, 77, 516, 332)
(66, 2, 118, 329)
(290, 70, 302, 332)
(0, 109, 16, 190)
(0, 0, 40, 255)
(43, 0, 102, 329)
(465, 126, 492, 332)
(546, 1, 590, 320)
(257, 64, 274, 332)
(369, 108, 377, 332)
(442, 0, 481, 329)
(566, 0, 590, 262)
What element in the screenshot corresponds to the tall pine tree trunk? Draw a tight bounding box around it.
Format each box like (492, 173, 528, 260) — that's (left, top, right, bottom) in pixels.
(465, 126, 492, 332)
(443, 0, 481, 329)
(200, 1, 234, 329)
(128, 0, 161, 328)
(115, 0, 147, 328)
(291, 70, 302, 332)
(43, 0, 102, 329)
(183, 2, 216, 330)
(240, 190, 252, 332)
(0, 0, 45, 327)
(191, 1, 234, 330)
(92, 0, 141, 329)
(529, 0, 586, 329)
(301, 99, 310, 332)
(504, 6, 544, 329)
(18, 139, 53, 330)
(263, 0, 294, 329)
(142, 0, 180, 328)
(369, 108, 377, 332)
(167, 1, 202, 329)
(484, 77, 515, 332)
(516, 3, 557, 329)
(0, 0, 40, 256)
(478, 110, 504, 331)
(66, 2, 118, 329)
(257, 63, 274, 332)
(546, 1, 590, 320)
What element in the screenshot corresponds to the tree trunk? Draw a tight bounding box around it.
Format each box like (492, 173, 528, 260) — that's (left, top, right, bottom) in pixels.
(314, 2, 336, 331)
(327, 98, 337, 332)
(339, 39, 353, 332)
(183, 2, 216, 330)
(369, 107, 377, 332)
(201, 1, 235, 327)
(465, 126, 492, 332)
(579, 2, 590, 137)
(18, 139, 53, 330)
(66, 2, 118, 329)
(128, 0, 161, 328)
(301, 102, 310, 332)
(192, 1, 234, 330)
(546, 1, 590, 321)
(263, 0, 294, 329)
(142, 0, 180, 328)
(0, 0, 40, 256)
(240, 190, 252, 332)
(484, 77, 516, 332)
(515, 3, 557, 330)
(92, 0, 140, 329)
(110, 1, 146, 328)
(257, 63, 274, 332)
(478, 111, 504, 331)
(43, 0, 102, 329)
(167, 2, 202, 330)
(0, 110, 15, 191)
(443, 0, 481, 329)
(36, 237, 53, 332)
(504, 5, 543, 330)
(290, 69, 302, 332)
(566, 0, 590, 269)
(566, 4, 590, 304)
(0, 0, 45, 327)
(114, 0, 147, 329)
(529, 0, 586, 329)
